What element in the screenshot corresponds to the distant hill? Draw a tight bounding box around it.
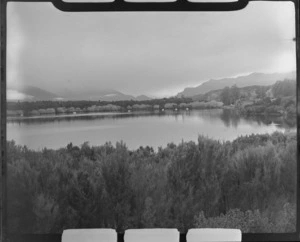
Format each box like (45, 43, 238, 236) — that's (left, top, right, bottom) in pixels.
(271, 79, 296, 98)
(177, 71, 296, 97)
(192, 85, 271, 102)
(85, 90, 152, 102)
(192, 79, 296, 103)
(8, 86, 152, 102)
(7, 85, 60, 101)
(86, 89, 135, 101)
(61, 89, 152, 102)
(135, 95, 152, 101)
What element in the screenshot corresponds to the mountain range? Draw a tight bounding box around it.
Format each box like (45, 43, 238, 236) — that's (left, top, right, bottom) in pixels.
(7, 86, 152, 102)
(83, 90, 152, 102)
(7, 71, 296, 102)
(176, 71, 296, 97)
(7, 85, 61, 101)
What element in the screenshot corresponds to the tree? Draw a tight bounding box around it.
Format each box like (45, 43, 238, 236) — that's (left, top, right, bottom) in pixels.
(221, 87, 231, 105)
(230, 85, 240, 104)
(101, 142, 133, 231)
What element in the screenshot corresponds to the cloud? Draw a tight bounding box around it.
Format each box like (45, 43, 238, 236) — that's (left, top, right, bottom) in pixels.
(7, 89, 33, 101)
(7, 1, 296, 98)
(7, 4, 25, 89)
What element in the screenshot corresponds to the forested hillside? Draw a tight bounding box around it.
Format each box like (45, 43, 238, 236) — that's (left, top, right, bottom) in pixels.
(192, 79, 296, 117)
(241, 79, 296, 117)
(7, 132, 296, 233)
(177, 71, 296, 97)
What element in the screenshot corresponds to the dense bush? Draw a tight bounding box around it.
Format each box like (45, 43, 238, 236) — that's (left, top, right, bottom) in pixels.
(7, 132, 296, 233)
(194, 203, 296, 233)
(244, 96, 296, 117)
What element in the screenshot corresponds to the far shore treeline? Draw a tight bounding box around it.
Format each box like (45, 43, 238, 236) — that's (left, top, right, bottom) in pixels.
(7, 132, 296, 233)
(7, 79, 296, 118)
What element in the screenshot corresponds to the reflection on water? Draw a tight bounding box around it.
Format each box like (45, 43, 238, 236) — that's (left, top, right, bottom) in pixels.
(7, 109, 296, 128)
(7, 109, 296, 150)
(218, 110, 297, 129)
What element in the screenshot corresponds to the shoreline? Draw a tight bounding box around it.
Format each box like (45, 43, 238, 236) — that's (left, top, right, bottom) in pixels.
(6, 111, 130, 121)
(7, 129, 297, 152)
(6, 108, 224, 122)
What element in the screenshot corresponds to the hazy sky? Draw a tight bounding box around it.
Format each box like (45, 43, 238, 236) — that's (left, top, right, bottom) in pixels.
(7, 1, 296, 98)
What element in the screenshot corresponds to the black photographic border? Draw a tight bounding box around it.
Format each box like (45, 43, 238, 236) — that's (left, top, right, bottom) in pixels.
(0, 0, 299, 241)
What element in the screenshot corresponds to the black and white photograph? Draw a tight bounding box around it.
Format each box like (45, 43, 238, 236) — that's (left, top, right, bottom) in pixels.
(4, 0, 297, 239)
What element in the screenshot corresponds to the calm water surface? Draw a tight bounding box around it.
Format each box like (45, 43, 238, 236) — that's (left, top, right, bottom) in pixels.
(7, 109, 296, 150)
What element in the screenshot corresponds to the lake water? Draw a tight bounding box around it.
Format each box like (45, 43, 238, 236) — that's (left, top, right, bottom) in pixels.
(7, 109, 296, 151)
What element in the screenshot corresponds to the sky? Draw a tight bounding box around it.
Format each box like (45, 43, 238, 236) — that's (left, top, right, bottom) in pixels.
(7, 1, 296, 98)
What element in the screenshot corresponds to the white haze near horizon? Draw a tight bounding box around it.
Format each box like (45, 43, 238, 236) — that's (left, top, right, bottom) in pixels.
(7, 1, 296, 99)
